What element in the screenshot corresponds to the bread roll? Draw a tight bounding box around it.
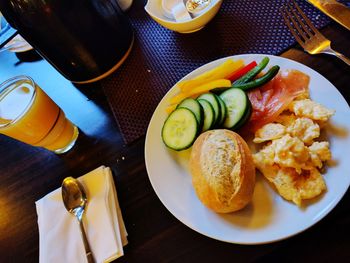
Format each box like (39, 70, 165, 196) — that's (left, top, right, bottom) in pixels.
(189, 129, 255, 213)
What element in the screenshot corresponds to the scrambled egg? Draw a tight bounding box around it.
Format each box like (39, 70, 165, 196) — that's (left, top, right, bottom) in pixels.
(287, 117, 320, 145)
(253, 97, 334, 206)
(309, 142, 332, 169)
(253, 123, 286, 143)
(289, 99, 335, 122)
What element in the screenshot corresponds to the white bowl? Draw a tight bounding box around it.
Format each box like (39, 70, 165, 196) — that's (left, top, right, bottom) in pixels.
(145, 0, 223, 33)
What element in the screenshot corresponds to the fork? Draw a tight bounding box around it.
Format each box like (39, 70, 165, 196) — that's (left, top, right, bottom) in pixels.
(281, 1, 350, 66)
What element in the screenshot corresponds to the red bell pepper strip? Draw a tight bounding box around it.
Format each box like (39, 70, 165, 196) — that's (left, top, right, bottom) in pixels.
(226, 61, 258, 82)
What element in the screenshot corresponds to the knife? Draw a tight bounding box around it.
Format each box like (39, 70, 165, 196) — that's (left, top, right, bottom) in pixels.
(307, 0, 350, 31)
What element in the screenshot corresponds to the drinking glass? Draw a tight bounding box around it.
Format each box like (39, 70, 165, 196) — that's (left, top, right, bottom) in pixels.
(0, 75, 78, 154)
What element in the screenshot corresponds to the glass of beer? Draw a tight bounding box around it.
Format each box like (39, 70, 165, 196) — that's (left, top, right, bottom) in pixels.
(0, 75, 79, 154)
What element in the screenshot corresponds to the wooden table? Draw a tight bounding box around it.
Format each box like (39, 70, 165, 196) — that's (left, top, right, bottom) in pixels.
(0, 22, 349, 263)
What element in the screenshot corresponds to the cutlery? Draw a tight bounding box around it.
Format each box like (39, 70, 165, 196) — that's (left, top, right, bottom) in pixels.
(307, 0, 350, 31)
(62, 177, 95, 263)
(281, 1, 350, 66)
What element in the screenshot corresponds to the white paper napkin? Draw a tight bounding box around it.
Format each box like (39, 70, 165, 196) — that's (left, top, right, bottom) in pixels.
(36, 166, 127, 263)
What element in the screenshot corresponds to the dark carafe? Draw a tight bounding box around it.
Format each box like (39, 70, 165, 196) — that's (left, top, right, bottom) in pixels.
(0, 0, 134, 83)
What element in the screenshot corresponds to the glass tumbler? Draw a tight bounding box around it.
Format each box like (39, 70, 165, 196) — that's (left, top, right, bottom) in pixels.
(0, 75, 78, 154)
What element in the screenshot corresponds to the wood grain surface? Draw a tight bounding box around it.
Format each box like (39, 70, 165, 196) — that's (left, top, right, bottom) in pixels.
(0, 23, 349, 263)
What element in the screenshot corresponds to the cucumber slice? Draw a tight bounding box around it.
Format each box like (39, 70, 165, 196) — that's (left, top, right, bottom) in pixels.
(219, 88, 249, 129)
(215, 94, 227, 127)
(233, 99, 252, 130)
(177, 98, 203, 127)
(161, 108, 198, 151)
(197, 93, 220, 126)
(197, 99, 215, 132)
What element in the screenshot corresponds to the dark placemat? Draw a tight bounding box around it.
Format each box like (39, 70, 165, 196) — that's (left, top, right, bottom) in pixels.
(101, 0, 330, 144)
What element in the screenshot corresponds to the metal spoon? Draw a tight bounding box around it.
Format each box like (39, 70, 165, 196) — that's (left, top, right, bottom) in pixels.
(62, 177, 95, 263)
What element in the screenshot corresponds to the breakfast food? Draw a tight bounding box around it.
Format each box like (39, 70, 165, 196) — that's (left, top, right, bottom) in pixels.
(161, 87, 252, 151)
(161, 56, 336, 208)
(189, 129, 256, 213)
(246, 69, 310, 132)
(161, 57, 280, 151)
(252, 84, 335, 205)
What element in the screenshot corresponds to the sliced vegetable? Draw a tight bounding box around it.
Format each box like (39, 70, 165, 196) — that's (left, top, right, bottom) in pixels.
(233, 57, 270, 85)
(190, 79, 231, 96)
(226, 61, 257, 81)
(216, 94, 227, 127)
(219, 88, 249, 129)
(197, 93, 220, 126)
(166, 104, 177, 114)
(169, 79, 231, 105)
(233, 66, 280, 91)
(169, 93, 193, 106)
(197, 99, 215, 132)
(233, 100, 252, 130)
(177, 98, 203, 127)
(161, 108, 198, 151)
(162, 57, 287, 151)
(178, 59, 244, 93)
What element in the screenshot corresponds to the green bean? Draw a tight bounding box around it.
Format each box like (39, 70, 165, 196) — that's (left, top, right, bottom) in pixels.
(233, 65, 280, 91)
(233, 57, 270, 85)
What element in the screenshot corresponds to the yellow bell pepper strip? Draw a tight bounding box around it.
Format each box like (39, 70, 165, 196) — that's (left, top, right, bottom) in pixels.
(169, 92, 190, 105)
(166, 94, 199, 113)
(190, 79, 231, 95)
(169, 79, 231, 105)
(177, 59, 244, 93)
(166, 104, 177, 114)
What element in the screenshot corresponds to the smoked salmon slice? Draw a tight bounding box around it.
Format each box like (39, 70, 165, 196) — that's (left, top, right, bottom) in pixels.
(245, 70, 310, 132)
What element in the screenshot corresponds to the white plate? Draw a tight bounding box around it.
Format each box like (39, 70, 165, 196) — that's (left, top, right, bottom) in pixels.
(144, 54, 350, 244)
